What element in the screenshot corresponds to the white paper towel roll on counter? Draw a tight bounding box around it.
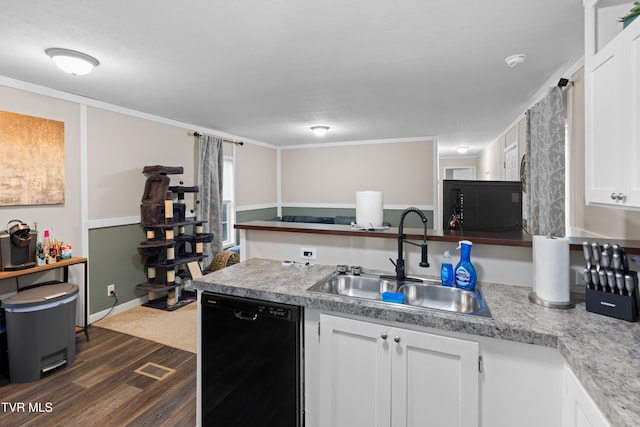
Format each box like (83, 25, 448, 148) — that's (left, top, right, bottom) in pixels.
(533, 235, 570, 303)
(356, 191, 384, 228)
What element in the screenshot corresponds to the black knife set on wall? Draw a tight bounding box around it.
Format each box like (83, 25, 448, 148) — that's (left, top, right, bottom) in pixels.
(583, 242, 639, 322)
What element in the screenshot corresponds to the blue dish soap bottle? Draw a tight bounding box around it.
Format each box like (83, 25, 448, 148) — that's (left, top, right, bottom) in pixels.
(441, 251, 454, 287)
(455, 240, 477, 290)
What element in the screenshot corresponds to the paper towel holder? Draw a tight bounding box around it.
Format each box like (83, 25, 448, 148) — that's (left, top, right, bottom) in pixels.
(528, 292, 576, 309)
(529, 233, 576, 309)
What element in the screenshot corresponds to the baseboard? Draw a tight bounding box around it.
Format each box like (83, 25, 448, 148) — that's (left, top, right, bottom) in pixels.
(89, 295, 148, 324)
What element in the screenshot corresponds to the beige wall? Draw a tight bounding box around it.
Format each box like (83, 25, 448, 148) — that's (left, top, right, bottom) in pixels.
(0, 86, 82, 255)
(235, 142, 277, 208)
(87, 107, 196, 221)
(281, 139, 434, 207)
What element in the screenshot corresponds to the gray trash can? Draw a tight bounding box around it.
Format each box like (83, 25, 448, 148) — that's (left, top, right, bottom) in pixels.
(3, 282, 78, 383)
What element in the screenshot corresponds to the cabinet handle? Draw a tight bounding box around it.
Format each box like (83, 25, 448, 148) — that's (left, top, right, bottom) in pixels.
(381, 333, 388, 340)
(611, 193, 626, 202)
(394, 336, 401, 343)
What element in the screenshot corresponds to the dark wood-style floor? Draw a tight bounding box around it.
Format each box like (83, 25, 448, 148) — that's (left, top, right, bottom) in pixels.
(0, 327, 196, 427)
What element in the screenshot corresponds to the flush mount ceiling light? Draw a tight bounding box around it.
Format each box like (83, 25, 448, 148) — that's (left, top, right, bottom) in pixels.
(45, 48, 99, 75)
(456, 146, 469, 154)
(310, 125, 330, 136)
(505, 53, 527, 68)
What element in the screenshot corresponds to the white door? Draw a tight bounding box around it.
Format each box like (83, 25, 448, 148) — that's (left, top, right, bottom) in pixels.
(390, 328, 480, 427)
(586, 32, 626, 205)
(563, 365, 611, 427)
(319, 314, 480, 427)
(626, 23, 640, 206)
(319, 314, 392, 427)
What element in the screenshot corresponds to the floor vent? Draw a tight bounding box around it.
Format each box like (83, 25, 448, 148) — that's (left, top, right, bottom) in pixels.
(134, 362, 176, 381)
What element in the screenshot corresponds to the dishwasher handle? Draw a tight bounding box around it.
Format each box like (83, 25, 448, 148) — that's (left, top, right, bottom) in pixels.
(233, 310, 258, 321)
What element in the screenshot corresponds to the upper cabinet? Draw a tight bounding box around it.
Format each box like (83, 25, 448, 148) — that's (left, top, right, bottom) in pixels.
(585, 0, 640, 207)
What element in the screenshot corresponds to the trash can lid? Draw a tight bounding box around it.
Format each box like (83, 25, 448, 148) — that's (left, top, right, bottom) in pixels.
(2, 283, 79, 309)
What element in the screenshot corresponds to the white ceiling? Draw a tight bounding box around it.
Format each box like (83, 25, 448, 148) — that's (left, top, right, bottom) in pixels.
(0, 1, 584, 156)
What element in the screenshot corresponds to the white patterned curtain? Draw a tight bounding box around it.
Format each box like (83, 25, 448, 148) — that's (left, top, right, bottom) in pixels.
(196, 135, 223, 267)
(526, 86, 566, 236)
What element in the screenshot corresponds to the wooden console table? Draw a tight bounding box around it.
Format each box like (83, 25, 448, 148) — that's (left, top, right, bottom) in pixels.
(0, 257, 89, 340)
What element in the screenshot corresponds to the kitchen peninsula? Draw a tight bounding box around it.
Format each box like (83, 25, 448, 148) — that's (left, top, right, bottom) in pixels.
(235, 220, 640, 254)
(195, 258, 640, 426)
(235, 220, 640, 289)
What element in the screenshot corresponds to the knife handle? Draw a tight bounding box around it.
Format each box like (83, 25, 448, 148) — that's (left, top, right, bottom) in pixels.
(624, 274, 636, 296)
(591, 243, 601, 269)
(606, 270, 617, 293)
(601, 251, 610, 270)
(620, 247, 629, 273)
(598, 270, 608, 291)
(612, 252, 622, 271)
(590, 269, 600, 289)
(583, 242, 592, 269)
(616, 272, 625, 295)
(583, 268, 592, 289)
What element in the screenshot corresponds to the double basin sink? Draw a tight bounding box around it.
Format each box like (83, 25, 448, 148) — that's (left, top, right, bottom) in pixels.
(307, 271, 491, 318)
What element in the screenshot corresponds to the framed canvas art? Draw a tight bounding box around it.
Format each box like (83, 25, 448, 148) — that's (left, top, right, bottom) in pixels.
(0, 110, 65, 206)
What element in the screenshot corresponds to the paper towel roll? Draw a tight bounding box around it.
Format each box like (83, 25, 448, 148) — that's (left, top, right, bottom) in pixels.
(533, 235, 570, 303)
(356, 191, 384, 228)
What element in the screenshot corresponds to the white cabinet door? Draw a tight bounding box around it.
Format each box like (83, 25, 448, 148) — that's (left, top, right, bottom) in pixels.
(319, 314, 479, 427)
(391, 327, 479, 427)
(627, 23, 640, 207)
(319, 314, 391, 427)
(585, 11, 640, 207)
(563, 364, 610, 427)
(585, 40, 626, 205)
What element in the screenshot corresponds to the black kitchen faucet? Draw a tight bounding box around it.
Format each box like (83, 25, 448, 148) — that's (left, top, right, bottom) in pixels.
(389, 207, 430, 282)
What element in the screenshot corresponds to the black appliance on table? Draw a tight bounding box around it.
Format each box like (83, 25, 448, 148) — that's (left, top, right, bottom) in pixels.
(201, 292, 302, 426)
(0, 220, 37, 271)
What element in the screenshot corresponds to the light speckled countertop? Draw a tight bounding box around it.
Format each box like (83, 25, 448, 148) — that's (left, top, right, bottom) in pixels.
(194, 258, 640, 427)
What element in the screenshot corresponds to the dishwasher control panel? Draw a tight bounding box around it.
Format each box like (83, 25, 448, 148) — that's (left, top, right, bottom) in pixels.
(258, 305, 292, 320)
(202, 292, 300, 322)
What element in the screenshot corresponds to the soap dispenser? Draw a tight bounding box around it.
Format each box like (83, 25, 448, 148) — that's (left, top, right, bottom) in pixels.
(454, 240, 477, 290)
(441, 251, 454, 287)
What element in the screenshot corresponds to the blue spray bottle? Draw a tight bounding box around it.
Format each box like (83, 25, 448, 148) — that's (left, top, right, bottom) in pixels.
(454, 240, 477, 290)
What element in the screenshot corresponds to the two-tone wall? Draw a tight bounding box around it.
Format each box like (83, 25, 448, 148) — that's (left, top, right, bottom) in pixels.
(280, 139, 436, 228)
(0, 78, 276, 320)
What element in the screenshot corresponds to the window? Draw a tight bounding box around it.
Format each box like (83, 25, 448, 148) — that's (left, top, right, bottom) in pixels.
(222, 157, 235, 247)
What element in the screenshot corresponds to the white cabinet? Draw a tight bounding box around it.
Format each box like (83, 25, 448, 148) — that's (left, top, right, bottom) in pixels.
(318, 314, 479, 427)
(563, 364, 611, 427)
(585, 1, 640, 207)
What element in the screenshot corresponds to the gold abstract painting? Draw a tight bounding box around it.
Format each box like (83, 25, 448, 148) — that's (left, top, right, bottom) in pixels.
(0, 110, 65, 205)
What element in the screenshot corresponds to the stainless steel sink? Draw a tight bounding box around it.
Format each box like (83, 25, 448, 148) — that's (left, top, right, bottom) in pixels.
(307, 272, 491, 318)
(399, 282, 487, 315)
(308, 272, 398, 299)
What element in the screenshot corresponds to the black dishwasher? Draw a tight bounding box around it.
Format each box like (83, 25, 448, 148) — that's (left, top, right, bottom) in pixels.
(201, 292, 302, 427)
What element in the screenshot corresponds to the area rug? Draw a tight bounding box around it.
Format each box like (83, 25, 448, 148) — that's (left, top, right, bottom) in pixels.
(93, 302, 197, 353)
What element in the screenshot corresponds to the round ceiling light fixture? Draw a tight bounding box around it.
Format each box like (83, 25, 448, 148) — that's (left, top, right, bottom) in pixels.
(456, 146, 469, 154)
(46, 48, 99, 75)
(310, 125, 330, 136)
(505, 53, 527, 68)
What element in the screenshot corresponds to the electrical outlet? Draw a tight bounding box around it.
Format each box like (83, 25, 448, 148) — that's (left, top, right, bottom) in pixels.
(300, 247, 317, 260)
(107, 284, 116, 296)
(574, 270, 586, 286)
